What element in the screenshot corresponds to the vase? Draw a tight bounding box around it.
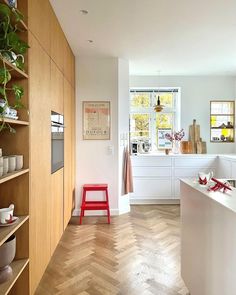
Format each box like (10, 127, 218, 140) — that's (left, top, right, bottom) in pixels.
(0, 235, 16, 284)
(172, 140, 180, 154)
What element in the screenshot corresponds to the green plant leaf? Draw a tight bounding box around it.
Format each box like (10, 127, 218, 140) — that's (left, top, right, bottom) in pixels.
(12, 84, 24, 100)
(0, 106, 4, 114)
(0, 4, 11, 17)
(12, 8, 24, 22)
(0, 68, 11, 84)
(0, 86, 5, 96)
(7, 32, 29, 54)
(15, 55, 24, 70)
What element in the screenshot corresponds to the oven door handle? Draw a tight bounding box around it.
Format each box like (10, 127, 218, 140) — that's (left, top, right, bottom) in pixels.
(51, 123, 66, 128)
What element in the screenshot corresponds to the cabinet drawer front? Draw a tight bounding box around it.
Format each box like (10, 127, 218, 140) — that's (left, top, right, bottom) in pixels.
(133, 167, 172, 177)
(132, 179, 172, 197)
(174, 167, 216, 178)
(131, 156, 171, 167)
(174, 157, 217, 167)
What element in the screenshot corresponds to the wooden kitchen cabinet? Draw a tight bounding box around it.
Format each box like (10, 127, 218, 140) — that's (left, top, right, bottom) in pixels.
(28, 32, 52, 294)
(50, 60, 64, 114)
(51, 169, 64, 254)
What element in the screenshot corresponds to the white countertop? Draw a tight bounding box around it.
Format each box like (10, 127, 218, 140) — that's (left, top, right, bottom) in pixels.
(181, 178, 236, 214)
(131, 153, 236, 158)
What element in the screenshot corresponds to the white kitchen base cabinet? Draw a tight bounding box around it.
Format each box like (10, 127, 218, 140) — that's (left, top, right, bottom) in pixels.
(130, 155, 218, 204)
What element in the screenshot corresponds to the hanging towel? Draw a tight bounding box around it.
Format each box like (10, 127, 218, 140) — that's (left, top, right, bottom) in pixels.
(123, 147, 134, 194)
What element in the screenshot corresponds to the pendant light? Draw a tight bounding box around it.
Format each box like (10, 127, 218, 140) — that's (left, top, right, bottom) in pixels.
(154, 93, 164, 112)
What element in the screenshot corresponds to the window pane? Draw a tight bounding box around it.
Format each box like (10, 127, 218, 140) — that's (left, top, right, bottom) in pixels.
(156, 113, 173, 129)
(131, 92, 150, 108)
(154, 93, 173, 108)
(211, 101, 234, 115)
(211, 115, 234, 128)
(130, 114, 150, 138)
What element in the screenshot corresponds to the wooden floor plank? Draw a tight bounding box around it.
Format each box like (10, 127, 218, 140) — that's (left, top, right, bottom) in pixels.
(36, 205, 189, 295)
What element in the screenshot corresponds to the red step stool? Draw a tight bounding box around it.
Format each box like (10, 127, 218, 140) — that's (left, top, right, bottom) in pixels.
(80, 184, 111, 225)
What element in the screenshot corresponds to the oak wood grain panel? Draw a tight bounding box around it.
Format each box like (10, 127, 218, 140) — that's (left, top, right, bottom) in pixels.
(63, 79, 72, 229)
(50, 10, 64, 72)
(51, 168, 64, 254)
(51, 60, 64, 114)
(28, 32, 51, 294)
(28, 0, 51, 54)
(63, 39, 73, 85)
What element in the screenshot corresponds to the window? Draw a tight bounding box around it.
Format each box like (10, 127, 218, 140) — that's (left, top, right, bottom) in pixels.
(130, 88, 180, 150)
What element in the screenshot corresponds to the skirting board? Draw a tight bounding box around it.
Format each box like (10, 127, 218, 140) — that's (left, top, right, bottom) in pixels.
(130, 199, 180, 205)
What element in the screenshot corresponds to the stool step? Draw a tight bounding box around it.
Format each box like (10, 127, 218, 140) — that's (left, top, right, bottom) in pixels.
(82, 201, 109, 210)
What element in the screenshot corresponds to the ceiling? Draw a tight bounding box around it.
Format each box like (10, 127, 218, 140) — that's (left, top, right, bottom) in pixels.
(50, 0, 236, 76)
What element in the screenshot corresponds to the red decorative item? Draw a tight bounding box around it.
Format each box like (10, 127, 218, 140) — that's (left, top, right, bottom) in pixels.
(199, 177, 208, 185)
(80, 184, 110, 225)
(208, 178, 232, 193)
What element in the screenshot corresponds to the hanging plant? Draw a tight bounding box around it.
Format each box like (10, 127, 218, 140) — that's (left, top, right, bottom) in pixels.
(0, 3, 27, 132)
(0, 3, 29, 71)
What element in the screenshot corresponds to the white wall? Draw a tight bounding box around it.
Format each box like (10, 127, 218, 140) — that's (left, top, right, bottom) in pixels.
(130, 75, 236, 154)
(118, 59, 130, 214)
(75, 57, 130, 215)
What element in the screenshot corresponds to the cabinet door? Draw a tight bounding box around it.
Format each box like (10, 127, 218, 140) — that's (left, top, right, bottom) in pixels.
(50, 10, 64, 72)
(29, 33, 51, 294)
(50, 60, 64, 114)
(218, 158, 231, 178)
(51, 169, 64, 253)
(63, 79, 73, 228)
(28, 0, 51, 54)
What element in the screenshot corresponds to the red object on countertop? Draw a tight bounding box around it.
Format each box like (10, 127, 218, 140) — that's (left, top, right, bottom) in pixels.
(208, 178, 232, 193)
(80, 184, 110, 225)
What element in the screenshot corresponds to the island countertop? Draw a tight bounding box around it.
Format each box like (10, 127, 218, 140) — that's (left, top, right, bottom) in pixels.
(180, 178, 236, 213)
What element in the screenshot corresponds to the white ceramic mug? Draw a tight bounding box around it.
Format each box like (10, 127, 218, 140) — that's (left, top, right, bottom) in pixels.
(198, 171, 214, 185)
(14, 155, 23, 170)
(3, 157, 9, 175)
(0, 156, 3, 167)
(8, 156, 16, 173)
(0, 166, 3, 177)
(0, 204, 14, 224)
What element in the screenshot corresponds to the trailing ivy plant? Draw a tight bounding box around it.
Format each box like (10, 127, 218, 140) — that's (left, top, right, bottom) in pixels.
(0, 3, 29, 70)
(0, 3, 28, 132)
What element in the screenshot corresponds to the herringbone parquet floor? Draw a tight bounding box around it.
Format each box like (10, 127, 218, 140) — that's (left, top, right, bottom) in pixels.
(35, 205, 189, 295)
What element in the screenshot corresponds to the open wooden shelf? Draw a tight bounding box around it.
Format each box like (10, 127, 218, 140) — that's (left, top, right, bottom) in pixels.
(0, 169, 29, 184)
(211, 127, 234, 130)
(0, 258, 29, 295)
(0, 57, 28, 79)
(0, 0, 28, 31)
(0, 216, 29, 247)
(0, 118, 29, 126)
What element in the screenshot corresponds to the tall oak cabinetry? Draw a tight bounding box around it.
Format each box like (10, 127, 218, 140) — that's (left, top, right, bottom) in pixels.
(0, 0, 75, 293)
(28, 0, 75, 293)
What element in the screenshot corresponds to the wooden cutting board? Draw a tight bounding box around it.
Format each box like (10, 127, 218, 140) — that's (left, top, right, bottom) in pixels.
(196, 141, 207, 154)
(189, 119, 200, 142)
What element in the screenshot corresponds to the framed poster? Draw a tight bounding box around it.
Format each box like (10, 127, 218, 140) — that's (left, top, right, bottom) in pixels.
(83, 101, 110, 140)
(157, 128, 172, 149)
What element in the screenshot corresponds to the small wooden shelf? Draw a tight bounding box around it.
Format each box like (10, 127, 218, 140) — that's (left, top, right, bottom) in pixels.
(0, 169, 29, 184)
(0, 258, 29, 295)
(0, 57, 28, 79)
(0, 0, 28, 31)
(211, 127, 234, 130)
(0, 216, 29, 247)
(0, 118, 29, 126)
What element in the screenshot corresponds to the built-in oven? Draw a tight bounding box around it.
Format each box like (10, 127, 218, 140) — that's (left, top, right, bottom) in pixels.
(51, 111, 65, 174)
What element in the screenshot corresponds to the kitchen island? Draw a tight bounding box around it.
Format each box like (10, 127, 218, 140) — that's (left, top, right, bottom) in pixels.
(180, 179, 236, 295)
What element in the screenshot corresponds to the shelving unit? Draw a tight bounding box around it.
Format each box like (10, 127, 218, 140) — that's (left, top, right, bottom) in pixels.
(0, 0, 29, 294)
(0, 259, 29, 295)
(0, 169, 29, 184)
(0, 57, 28, 79)
(0, 118, 29, 126)
(0, 0, 28, 31)
(0, 216, 29, 247)
(210, 101, 235, 143)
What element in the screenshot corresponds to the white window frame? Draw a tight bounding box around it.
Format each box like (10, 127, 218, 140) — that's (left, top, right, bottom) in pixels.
(130, 87, 181, 150)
